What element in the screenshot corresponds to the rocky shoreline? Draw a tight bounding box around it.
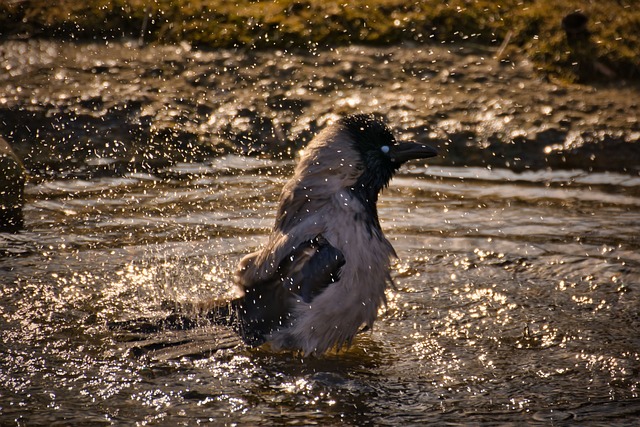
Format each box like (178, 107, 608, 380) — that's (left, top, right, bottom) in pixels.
(0, 39, 638, 180)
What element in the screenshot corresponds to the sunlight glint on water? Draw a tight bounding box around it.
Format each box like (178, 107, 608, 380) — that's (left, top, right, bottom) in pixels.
(1, 158, 639, 425)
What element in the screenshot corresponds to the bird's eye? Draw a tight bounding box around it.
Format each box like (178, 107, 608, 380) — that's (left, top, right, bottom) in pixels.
(380, 145, 390, 154)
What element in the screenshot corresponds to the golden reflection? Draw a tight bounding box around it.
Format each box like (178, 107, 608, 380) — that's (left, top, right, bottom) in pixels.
(131, 388, 175, 411)
(466, 288, 509, 306)
(381, 290, 399, 316)
(103, 263, 155, 301)
(392, 259, 422, 280)
(104, 258, 233, 316)
(577, 351, 634, 384)
(478, 353, 495, 370)
(409, 331, 464, 381)
(279, 378, 311, 394)
(571, 295, 594, 305)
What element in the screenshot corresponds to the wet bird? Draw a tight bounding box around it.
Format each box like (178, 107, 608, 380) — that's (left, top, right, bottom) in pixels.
(110, 114, 437, 357)
(230, 114, 438, 355)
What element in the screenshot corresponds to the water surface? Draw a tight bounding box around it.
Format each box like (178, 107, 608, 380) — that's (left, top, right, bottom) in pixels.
(1, 157, 639, 425)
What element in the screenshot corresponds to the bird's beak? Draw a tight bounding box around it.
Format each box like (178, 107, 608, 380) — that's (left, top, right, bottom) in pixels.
(390, 142, 438, 163)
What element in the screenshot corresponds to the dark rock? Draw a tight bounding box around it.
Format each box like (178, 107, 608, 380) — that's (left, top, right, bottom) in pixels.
(534, 128, 567, 146)
(0, 137, 25, 232)
(562, 11, 590, 44)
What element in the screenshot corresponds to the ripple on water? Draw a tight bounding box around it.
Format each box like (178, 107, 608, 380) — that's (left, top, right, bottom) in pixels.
(1, 164, 639, 425)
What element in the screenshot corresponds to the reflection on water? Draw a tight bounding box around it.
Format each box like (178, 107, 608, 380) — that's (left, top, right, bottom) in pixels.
(1, 157, 639, 425)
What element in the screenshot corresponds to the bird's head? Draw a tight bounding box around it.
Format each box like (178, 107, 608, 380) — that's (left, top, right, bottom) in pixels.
(284, 113, 437, 221)
(339, 114, 438, 195)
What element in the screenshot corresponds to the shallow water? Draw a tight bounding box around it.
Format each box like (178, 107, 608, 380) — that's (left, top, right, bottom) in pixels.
(1, 157, 639, 425)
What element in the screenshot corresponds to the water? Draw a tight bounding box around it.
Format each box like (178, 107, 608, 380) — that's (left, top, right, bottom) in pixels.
(2, 40, 640, 174)
(1, 156, 639, 425)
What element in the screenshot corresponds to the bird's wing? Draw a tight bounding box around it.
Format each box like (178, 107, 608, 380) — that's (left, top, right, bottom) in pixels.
(277, 235, 345, 303)
(235, 221, 324, 288)
(232, 234, 344, 346)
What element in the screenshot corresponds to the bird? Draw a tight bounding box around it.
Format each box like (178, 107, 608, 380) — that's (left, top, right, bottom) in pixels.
(230, 113, 438, 355)
(109, 114, 437, 357)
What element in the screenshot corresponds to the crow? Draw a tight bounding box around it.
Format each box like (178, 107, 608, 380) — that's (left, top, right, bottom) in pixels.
(232, 114, 437, 355)
(110, 114, 437, 357)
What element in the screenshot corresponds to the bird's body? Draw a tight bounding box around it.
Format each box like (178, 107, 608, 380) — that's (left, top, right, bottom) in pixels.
(233, 114, 437, 355)
(109, 114, 436, 357)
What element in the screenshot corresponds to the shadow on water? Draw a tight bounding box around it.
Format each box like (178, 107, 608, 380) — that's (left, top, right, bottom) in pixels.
(1, 157, 639, 425)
